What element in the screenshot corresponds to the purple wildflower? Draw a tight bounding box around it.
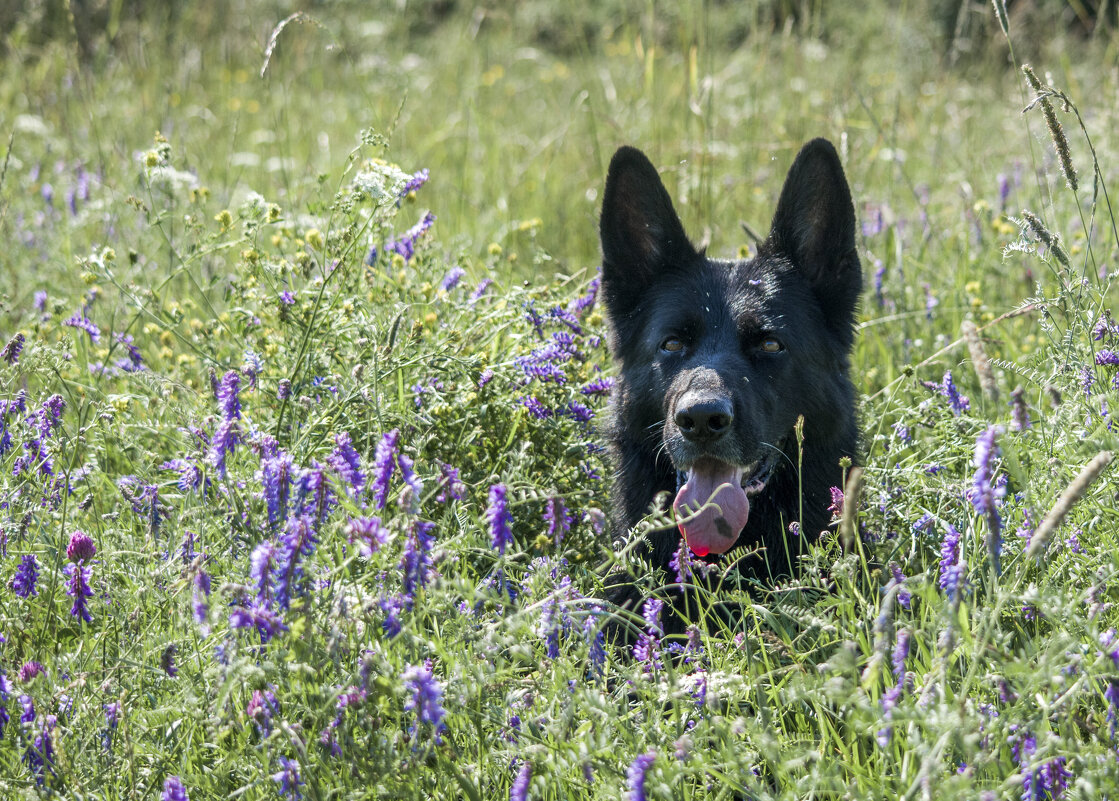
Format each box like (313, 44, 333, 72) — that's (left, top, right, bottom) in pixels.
(10, 554, 39, 597)
(370, 429, 399, 510)
(435, 462, 465, 504)
(229, 604, 287, 642)
(19, 694, 34, 724)
(273, 513, 318, 611)
(580, 376, 614, 396)
(250, 540, 276, 608)
(487, 484, 514, 554)
(65, 562, 93, 622)
(520, 396, 553, 419)
(626, 750, 657, 801)
(1106, 679, 1119, 740)
(1010, 386, 1032, 432)
(888, 562, 911, 610)
(511, 761, 532, 801)
(261, 452, 293, 527)
(272, 756, 304, 800)
(939, 524, 963, 595)
(102, 702, 120, 752)
(469, 278, 494, 303)
(401, 520, 435, 601)
(399, 168, 429, 200)
(242, 349, 262, 388)
(402, 662, 446, 738)
(384, 211, 435, 261)
(114, 333, 145, 372)
(539, 599, 561, 659)
(562, 401, 595, 423)
(162, 458, 203, 492)
(329, 433, 365, 496)
(162, 775, 189, 801)
(67, 529, 96, 563)
(440, 266, 466, 292)
(161, 644, 178, 677)
(247, 688, 279, 736)
(572, 276, 600, 315)
(633, 599, 663, 669)
(380, 594, 404, 637)
(193, 571, 211, 632)
(1, 333, 24, 364)
(34, 291, 47, 312)
(18, 662, 45, 683)
(23, 719, 54, 787)
(277, 379, 292, 400)
(970, 426, 1004, 576)
(827, 486, 845, 518)
(397, 454, 423, 513)
(478, 367, 494, 388)
(63, 308, 100, 342)
(1081, 365, 1095, 398)
(941, 371, 970, 415)
(346, 516, 390, 557)
(1096, 350, 1119, 366)
(544, 497, 572, 544)
(37, 394, 65, 439)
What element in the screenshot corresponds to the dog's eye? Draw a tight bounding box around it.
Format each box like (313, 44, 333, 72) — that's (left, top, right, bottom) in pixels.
(760, 337, 784, 353)
(661, 337, 684, 353)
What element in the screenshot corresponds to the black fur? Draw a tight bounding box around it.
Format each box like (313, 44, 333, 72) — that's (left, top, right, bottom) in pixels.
(599, 140, 861, 628)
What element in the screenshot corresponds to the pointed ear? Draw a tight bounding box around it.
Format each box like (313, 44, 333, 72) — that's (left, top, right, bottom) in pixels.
(600, 146, 697, 320)
(764, 138, 861, 341)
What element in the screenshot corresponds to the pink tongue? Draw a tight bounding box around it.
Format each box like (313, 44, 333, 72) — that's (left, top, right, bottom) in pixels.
(673, 463, 750, 556)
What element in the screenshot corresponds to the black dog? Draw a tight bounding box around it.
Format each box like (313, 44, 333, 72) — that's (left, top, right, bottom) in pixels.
(599, 140, 860, 628)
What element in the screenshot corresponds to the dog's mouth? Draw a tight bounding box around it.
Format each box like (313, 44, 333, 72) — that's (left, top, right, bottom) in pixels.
(673, 456, 776, 557)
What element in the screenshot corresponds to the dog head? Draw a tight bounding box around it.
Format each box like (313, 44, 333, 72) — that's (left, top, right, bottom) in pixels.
(599, 141, 860, 556)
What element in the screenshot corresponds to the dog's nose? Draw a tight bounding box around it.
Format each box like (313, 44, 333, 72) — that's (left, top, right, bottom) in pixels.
(674, 397, 733, 442)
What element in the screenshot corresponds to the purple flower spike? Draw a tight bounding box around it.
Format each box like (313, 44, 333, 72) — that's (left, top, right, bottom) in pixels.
(402, 662, 446, 739)
(162, 775, 189, 801)
(11, 554, 39, 597)
(626, 750, 657, 801)
(486, 484, 514, 555)
(511, 761, 532, 801)
(370, 429, 400, 510)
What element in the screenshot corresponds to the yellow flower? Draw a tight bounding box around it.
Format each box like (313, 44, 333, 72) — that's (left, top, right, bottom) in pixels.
(305, 228, 325, 249)
(488, 243, 503, 256)
(215, 209, 233, 230)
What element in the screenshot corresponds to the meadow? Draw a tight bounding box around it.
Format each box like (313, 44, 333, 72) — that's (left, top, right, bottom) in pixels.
(1, 0, 1119, 797)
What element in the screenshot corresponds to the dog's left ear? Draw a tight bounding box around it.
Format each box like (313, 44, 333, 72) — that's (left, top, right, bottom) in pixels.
(764, 138, 861, 343)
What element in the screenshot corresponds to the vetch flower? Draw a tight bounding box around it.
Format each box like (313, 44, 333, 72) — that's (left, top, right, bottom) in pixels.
(487, 484, 514, 554)
(272, 756, 304, 800)
(63, 308, 100, 342)
(247, 687, 279, 736)
(510, 761, 532, 801)
(969, 426, 1005, 576)
(544, 496, 571, 545)
(162, 775, 189, 801)
(1, 333, 24, 364)
(65, 562, 94, 623)
(18, 661, 45, 683)
(633, 599, 663, 670)
(402, 661, 446, 739)
(346, 516, 390, 557)
(273, 513, 318, 611)
(626, 750, 656, 801)
(229, 604, 287, 642)
(370, 429, 400, 509)
(328, 433, 365, 496)
(161, 644, 178, 677)
(10, 554, 39, 597)
(401, 520, 435, 602)
(102, 702, 120, 752)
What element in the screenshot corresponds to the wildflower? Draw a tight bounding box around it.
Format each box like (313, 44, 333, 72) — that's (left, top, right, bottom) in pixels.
(261, 452, 294, 527)
(1096, 350, 1119, 366)
(0, 673, 9, 735)
(572, 276, 600, 315)
(539, 599, 561, 659)
(193, 571, 211, 632)
(36, 394, 65, 440)
(468, 278, 493, 303)
(10, 554, 39, 597)
(19, 694, 35, 724)
(163, 457, 204, 493)
(23, 719, 55, 787)
(242, 349, 262, 388)
(65, 560, 94, 623)
(435, 462, 465, 504)
(34, 291, 47, 312)
(161, 644, 178, 677)
(347, 516, 389, 557)
(274, 513, 318, 611)
(923, 283, 938, 321)
(440, 266, 466, 291)
(1010, 386, 1032, 431)
(247, 688, 279, 736)
(229, 604, 287, 642)
(487, 483, 514, 554)
(939, 524, 964, 597)
(272, 756, 304, 800)
(397, 454, 423, 513)
(102, 702, 120, 752)
(401, 520, 435, 601)
(1, 333, 24, 364)
(520, 396, 553, 419)
(277, 379, 292, 400)
(887, 562, 911, 610)
(399, 168, 429, 200)
(18, 662, 45, 683)
(477, 367, 494, 388)
(162, 775, 189, 801)
(63, 308, 100, 342)
(544, 496, 572, 545)
(1106, 679, 1119, 740)
(380, 594, 405, 638)
(969, 426, 1004, 575)
(511, 761, 532, 801)
(626, 750, 657, 801)
(328, 433, 365, 496)
(384, 211, 435, 261)
(581, 376, 613, 396)
(633, 599, 663, 669)
(402, 662, 446, 738)
(941, 371, 970, 415)
(370, 429, 400, 509)
(250, 540, 276, 608)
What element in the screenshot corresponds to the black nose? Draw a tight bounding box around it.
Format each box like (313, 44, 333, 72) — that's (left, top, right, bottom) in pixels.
(674, 396, 733, 442)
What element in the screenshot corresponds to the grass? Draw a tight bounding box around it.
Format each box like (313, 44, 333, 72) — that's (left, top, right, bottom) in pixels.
(1, 1, 1119, 798)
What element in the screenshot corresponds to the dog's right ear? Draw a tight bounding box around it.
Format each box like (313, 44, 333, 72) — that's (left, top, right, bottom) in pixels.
(600, 147, 696, 319)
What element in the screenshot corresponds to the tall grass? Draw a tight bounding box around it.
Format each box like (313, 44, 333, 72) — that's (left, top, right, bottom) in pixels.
(0, 1, 1118, 798)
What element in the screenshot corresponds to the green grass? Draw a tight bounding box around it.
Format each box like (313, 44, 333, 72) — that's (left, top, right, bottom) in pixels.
(1, 1, 1119, 798)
